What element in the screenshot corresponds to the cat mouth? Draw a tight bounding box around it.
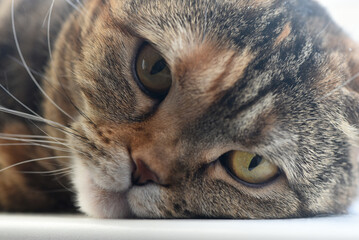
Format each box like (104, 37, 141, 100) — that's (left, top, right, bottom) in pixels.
(73, 160, 134, 218)
(75, 167, 163, 218)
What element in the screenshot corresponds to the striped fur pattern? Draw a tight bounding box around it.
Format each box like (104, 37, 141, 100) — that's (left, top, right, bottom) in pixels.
(0, 0, 359, 218)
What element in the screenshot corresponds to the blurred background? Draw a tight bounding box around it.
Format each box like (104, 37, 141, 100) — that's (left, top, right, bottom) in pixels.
(317, 0, 359, 41)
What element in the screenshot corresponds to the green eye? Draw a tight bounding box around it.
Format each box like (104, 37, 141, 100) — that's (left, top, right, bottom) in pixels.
(220, 151, 279, 185)
(135, 43, 172, 97)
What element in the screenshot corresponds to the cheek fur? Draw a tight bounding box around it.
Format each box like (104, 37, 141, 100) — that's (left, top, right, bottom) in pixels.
(88, 153, 133, 193)
(69, 124, 133, 192)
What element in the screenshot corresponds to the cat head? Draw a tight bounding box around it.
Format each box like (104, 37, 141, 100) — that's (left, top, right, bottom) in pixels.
(45, 0, 359, 218)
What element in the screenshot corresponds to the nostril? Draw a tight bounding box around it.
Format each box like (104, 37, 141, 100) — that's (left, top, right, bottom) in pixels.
(131, 158, 160, 186)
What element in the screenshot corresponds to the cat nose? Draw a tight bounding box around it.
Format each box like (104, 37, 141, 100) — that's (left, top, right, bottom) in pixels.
(131, 158, 160, 185)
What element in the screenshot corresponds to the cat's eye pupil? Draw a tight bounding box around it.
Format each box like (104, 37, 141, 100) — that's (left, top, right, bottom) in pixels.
(134, 43, 172, 98)
(248, 155, 262, 171)
(220, 150, 280, 186)
(150, 59, 167, 75)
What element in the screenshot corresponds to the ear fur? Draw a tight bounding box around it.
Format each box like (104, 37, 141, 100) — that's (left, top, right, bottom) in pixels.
(339, 40, 359, 143)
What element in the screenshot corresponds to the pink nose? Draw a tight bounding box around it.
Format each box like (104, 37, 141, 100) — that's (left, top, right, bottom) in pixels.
(132, 158, 160, 185)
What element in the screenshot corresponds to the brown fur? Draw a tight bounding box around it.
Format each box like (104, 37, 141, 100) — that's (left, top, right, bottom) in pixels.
(274, 22, 292, 46)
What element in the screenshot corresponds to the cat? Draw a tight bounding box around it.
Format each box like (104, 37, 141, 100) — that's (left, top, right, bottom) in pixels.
(0, 0, 359, 219)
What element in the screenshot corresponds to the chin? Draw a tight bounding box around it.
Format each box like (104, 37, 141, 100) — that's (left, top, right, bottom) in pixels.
(72, 159, 132, 218)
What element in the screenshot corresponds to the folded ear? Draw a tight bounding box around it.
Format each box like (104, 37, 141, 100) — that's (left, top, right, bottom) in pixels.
(340, 89, 359, 144)
(344, 39, 359, 93)
(337, 40, 359, 144)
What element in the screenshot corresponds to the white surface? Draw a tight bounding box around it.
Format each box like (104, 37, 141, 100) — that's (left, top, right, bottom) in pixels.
(317, 0, 359, 41)
(1, 1, 359, 240)
(1, 200, 359, 240)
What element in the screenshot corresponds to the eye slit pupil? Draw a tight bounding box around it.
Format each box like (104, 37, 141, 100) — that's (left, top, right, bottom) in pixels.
(248, 155, 263, 171)
(150, 58, 167, 75)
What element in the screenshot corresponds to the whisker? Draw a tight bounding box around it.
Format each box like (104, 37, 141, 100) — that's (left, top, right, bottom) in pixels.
(7, 1, 97, 157)
(29, 122, 91, 156)
(20, 167, 73, 175)
(319, 72, 359, 100)
(56, 77, 97, 127)
(11, 0, 76, 122)
(76, 0, 85, 9)
(47, 0, 55, 60)
(47, 169, 74, 177)
(6, 59, 97, 128)
(0, 155, 71, 173)
(0, 142, 71, 153)
(42, 189, 73, 193)
(0, 132, 67, 142)
(0, 105, 72, 131)
(0, 136, 69, 148)
(0, 84, 38, 116)
(0, 84, 107, 157)
(54, 170, 74, 179)
(41, 5, 50, 28)
(0, 105, 91, 148)
(0, 83, 90, 154)
(0, 106, 89, 146)
(0, 135, 85, 154)
(3, 71, 9, 90)
(64, 0, 85, 15)
(313, 22, 331, 43)
(54, 173, 76, 193)
(8, 56, 47, 79)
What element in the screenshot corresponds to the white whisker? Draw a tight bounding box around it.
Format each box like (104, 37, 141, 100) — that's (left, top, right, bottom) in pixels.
(64, 0, 85, 15)
(76, 0, 85, 9)
(0, 82, 77, 140)
(43, 189, 72, 193)
(319, 72, 359, 100)
(29, 122, 90, 156)
(0, 105, 71, 131)
(47, 0, 55, 60)
(0, 156, 71, 173)
(0, 136, 62, 145)
(0, 142, 73, 153)
(7, 52, 94, 146)
(0, 106, 91, 150)
(3, 72, 9, 90)
(11, 0, 76, 122)
(41, 1, 51, 28)
(20, 167, 73, 175)
(0, 78, 89, 155)
(0, 132, 66, 142)
(8, 56, 45, 78)
(0, 135, 70, 147)
(0, 135, 85, 154)
(313, 22, 331, 43)
(0, 84, 42, 117)
(54, 173, 76, 193)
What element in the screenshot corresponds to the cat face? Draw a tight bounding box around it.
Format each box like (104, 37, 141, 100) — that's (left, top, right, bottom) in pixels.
(44, 0, 359, 218)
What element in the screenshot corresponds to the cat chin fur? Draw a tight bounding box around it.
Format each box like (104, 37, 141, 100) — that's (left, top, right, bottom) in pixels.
(127, 184, 164, 218)
(72, 159, 132, 218)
